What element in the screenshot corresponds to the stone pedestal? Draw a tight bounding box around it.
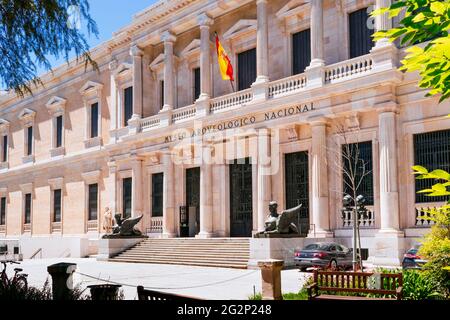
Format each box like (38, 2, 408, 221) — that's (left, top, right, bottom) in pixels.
(368, 232, 406, 266)
(47, 262, 77, 300)
(97, 238, 145, 261)
(258, 259, 284, 300)
(248, 237, 305, 268)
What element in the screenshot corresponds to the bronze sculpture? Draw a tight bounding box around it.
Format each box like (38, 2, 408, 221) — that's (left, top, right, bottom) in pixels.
(255, 201, 302, 237)
(102, 213, 145, 238)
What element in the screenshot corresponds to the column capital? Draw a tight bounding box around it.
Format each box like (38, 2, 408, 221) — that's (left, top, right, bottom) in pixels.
(256, 0, 268, 5)
(109, 59, 118, 71)
(161, 30, 177, 43)
(376, 101, 399, 115)
(198, 13, 213, 27)
(308, 115, 328, 127)
(130, 44, 144, 57)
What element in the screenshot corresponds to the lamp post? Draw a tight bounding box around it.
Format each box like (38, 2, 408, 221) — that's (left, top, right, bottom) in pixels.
(342, 194, 367, 271)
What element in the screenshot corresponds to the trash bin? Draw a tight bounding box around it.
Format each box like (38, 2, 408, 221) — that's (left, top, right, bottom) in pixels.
(87, 284, 122, 300)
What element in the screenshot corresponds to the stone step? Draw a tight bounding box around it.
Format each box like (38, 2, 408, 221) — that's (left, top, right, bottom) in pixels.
(128, 249, 249, 255)
(110, 257, 249, 268)
(117, 253, 249, 261)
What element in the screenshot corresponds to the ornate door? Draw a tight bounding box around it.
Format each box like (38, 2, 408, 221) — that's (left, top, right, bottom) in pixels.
(185, 167, 200, 236)
(230, 158, 253, 237)
(285, 151, 309, 237)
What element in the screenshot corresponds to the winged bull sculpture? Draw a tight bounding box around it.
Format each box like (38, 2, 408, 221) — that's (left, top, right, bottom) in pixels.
(255, 201, 302, 237)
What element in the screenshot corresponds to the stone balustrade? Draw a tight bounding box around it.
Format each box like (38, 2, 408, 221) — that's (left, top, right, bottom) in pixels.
(137, 52, 385, 134)
(268, 73, 307, 98)
(415, 203, 441, 227)
(148, 217, 163, 234)
(210, 89, 253, 113)
(172, 104, 197, 123)
(325, 54, 373, 84)
(341, 205, 376, 228)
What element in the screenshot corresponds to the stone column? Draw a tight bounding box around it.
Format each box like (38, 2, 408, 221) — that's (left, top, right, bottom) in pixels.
(257, 129, 272, 232)
(305, 0, 325, 88)
(107, 161, 117, 215)
(258, 260, 284, 300)
(378, 105, 401, 233)
(130, 45, 144, 119)
(255, 0, 269, 83)
(374, 0, 392, 48)
(109, 60, 118, 143)
(131, 157, 143, 218)
(161, 31, 177, 112)
(198, 14, 213, 100)
(197, 144, 214, 238)
(310, 119, 332, 237)
(309, 0, 324, 67)
(162, 150, 176, 237)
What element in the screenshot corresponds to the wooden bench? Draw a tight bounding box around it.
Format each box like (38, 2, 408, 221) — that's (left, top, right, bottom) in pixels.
(137, 286, 202, 301)
(307, 270, 403, 300)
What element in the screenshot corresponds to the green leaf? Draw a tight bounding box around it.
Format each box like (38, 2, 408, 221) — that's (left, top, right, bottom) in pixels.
(431, 2, 446, 15)
(428, 169, 450, 181)
(412, 165, 429, 174)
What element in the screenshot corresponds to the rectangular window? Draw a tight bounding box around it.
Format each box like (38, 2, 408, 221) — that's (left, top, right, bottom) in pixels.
(342, 141, 374, 205)
(414, 129, 450, 203)
(1, 135, 7, 162)
(152, 173, 164, 217)
(123, 178, 132, 219)
(24, 193, 32, 224)
(193, 67, 201, 102)
(160, 80, 165, 109)
(349, 8, 374, 58)
(292, 29, 311, 75)
(0, 197, 6, 226)
(27, 126, 33, 156)
(238, 48, 257, 91)
(90, 102, 99, 138)
(88, 184, 98, 221)
(123, 86, 133, 127)
(56, 115, 63, 148)
(53, 189, 62, 222)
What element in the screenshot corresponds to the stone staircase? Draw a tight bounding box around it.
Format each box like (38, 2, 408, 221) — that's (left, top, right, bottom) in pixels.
(109, 238, 250, 269)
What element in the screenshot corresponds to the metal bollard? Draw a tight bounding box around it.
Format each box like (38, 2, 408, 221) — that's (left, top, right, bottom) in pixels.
(88, 284, 122, 300)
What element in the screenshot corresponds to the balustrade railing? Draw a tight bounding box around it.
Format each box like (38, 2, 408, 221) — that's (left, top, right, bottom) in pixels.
(0, 225, 5, 233)
(87, 220, 98, 231)
(141, 116, 161, 131)
(172, 104, 196, 123)
(51, 222, 62, 233)
(341, 206, 375, 228)
(325, 54, 373, 83)
(23, 224, 31, 233)
(268, 73, 307, 98)
(210, 89, 252, 113)
(415, 203, 441, 227)
(148, 217, 163, 234)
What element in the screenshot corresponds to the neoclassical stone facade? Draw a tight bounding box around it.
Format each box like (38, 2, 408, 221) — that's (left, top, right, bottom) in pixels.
(0, 0, 449, 265)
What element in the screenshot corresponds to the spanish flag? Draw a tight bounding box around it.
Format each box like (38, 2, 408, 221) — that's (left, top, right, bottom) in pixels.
(215, 33, 234, 82)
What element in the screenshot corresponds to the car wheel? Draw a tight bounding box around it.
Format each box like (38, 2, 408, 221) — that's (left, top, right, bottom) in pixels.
(329, 259, 338, 271)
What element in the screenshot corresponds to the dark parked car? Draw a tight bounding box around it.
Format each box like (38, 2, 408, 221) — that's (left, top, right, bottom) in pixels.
(402, 246, 427, 269)
(294, 242, 353, 271)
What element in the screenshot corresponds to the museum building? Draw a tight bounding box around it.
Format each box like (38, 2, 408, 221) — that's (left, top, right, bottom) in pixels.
(0, 0, 449, 266)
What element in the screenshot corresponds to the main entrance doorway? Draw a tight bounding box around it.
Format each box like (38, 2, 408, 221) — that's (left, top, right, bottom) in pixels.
(229, 158, 253, 237)
(182, 167, 200, 237)
(285, 151, 310, 237)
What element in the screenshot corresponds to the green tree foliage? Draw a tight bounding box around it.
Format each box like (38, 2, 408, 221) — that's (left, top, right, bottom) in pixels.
(0, 0, 98, 96)
(373, 0, 450, 102)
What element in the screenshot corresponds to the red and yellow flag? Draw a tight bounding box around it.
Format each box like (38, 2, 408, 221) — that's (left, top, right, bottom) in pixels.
(215, 33, 234, 82)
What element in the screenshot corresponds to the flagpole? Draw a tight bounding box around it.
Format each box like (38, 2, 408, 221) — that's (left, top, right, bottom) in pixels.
(229, 80, 235, 93)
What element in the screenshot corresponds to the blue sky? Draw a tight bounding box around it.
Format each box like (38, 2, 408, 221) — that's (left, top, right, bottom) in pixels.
(36, 0, 158, 76)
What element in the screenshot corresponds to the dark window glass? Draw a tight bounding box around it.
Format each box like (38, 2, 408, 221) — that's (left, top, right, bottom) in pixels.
(342, 141, 374, 205)
(414, 129, 450, 203)
(27, 126, 33, 156)
(53, 189, 62, 222)
(56, 115, 63, 148)
(238, 48, 257, 91)
(152, 173, 164, 217)
(124, 86, 133, 127)
(24, 193, 32, 224)
(123, 178, 132, 219)
(0, 197, 6, 225)
(349, 8, 374, 58)
(88, 184, 98, 221)
(292, 29, 311, 74)
(193, 67, 201, 102)
(2, 135, 7, 162)
(91, 102, 99, 138)
(160, 80, 165, 109)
